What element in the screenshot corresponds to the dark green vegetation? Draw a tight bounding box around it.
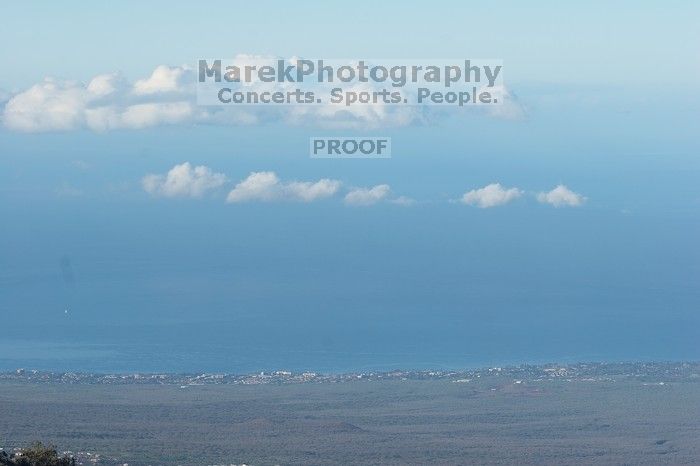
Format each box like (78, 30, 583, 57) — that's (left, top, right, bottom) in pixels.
(0, 443, 74, 466)
(1, 377, 699, 465)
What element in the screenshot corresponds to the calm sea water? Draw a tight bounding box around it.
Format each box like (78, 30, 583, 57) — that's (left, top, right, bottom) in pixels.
(2, 185, 698, 374)
(2, 319, 697, 374)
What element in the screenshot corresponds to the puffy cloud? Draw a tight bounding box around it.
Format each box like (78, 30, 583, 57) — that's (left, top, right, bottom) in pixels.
(537, 185, 586, 207)
(115, 102, 195, 129)
(1, 61, 419, 132)
(2, 68, 203, 132)
(1, 58, 523, 132)
(344, 184, 391, 206)
(226, 171, 341, 203)
(86, 73, 127, 97)
(225, 171, 279, 202)
(284, 83, 427, 130)
(461, 183, 522, 208)
(3, 78, 87, 132)
(133, 65, 192, 95)
(142, 162, 227, 198)
(285, 179, 343, 202)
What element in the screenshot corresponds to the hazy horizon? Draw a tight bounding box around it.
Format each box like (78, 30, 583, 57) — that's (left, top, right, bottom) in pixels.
(1, 1, 698, 374)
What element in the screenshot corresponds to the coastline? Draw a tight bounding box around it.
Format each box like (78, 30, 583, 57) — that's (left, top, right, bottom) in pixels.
(3, 360, 698, 386)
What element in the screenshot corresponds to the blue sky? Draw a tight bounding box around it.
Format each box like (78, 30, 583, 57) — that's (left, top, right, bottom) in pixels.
(0, 1, 698, 372)
(1, 1, 698, 88)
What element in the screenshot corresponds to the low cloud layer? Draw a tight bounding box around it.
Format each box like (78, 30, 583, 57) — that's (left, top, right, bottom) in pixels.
(344, 184, 391, 206)
(142, 162, 227, 198)
(226, 171, 341, 203)
(461, 183, 523, 208)
(1, 57, 523, 132)
(141, 164, 585, 210)
(0, 63, 422, 132)
(537, 185, 586, 207)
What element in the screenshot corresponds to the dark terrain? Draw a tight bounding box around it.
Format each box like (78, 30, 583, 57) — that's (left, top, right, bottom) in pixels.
(1, 365, 699, 465)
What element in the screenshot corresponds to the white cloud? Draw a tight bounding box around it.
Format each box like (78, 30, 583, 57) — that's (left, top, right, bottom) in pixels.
(461, 183, 522, 208)
(1, 69, 203, 132)
(344, 184, 391, 206)
(285, 179, 343, 202)
(226, 171, 341, 203)
(225, 171, 279, 203)
(86, 73, 127, 97)
(133, 65, 191, 95)
(117, 102, 195, 129)
(142, 162, 227, 198)
(1, 58, 524, 132)
(284, 83, 427, 130)
(3, 78, 87, 132)
(537, 185, 586, 207)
